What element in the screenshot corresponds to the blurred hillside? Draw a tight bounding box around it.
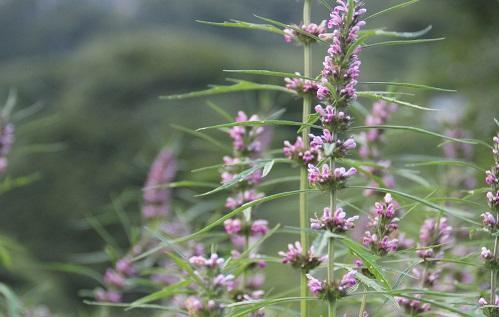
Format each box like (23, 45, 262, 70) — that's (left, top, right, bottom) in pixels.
(0, 0, 498, 315)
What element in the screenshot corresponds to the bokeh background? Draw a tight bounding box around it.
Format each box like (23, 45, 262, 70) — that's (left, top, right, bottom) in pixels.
(0, 0, 498, 315)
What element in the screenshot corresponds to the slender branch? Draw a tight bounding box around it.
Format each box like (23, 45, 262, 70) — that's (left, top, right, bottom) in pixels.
(492, 209, 499, 304)
(300, 1, 313, 317)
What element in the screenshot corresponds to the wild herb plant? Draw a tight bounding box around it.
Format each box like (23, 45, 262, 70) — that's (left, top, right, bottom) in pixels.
(79, 1, 499, 317)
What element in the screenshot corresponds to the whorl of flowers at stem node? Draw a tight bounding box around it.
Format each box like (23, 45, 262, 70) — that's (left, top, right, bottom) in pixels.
(396, 296, 431, 314)
(283, 21, 327, 44)
(314, 105, 351, 131)
(283, 136, 318, 166)
(278, 241, 325, 272)
(284, 73, 319, 96)
(307, 163, 357, 189)
(310, 207, 358, 232)
(416, 217, 452, 260)
(479, 296, 499, 317)
(317, 0, 366, 105)
(306, 270, 357, 301)
(362, 194, 401, 256)
(142, 148, 176, 219)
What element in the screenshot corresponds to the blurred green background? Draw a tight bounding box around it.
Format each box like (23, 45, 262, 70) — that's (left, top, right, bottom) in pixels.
(0, 0, 498, 315)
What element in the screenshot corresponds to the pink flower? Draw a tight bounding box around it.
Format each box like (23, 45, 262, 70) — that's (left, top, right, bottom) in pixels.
(224, 219, 242, 235)
(251, 220, 269, 236)
(481, 247, 493, 261)
(306, 274, 325, 295)
(310, 207, 358, 232)
(103, 269, 125, 289)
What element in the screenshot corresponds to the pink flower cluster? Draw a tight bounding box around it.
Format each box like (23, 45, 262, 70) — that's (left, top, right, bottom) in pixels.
(479, 296, 499, 316)
(142, 148, 176, 218)
(283, 21, 327, 44)
(307, 164, 357, 189)
(480, 134, 499, 269)
(358, 100, 398, 196)
(94, 257, 137, 303)
(310, 207, 359, 233)
(283, 136, 318, 165)
(278, 241, 325, 272)
(306, 270, 357, 299)
(362, 194, 400, 255)
(0, 121, 14, 173)
(284, 73, 319, 95)
(317, 0, 366, 104)
(396, 296, 431, 314)
(315, 105, 352, 130)
(416, 217, 453, 259)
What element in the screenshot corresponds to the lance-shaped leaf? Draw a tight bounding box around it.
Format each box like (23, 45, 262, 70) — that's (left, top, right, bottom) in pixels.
(197, 19, 284, 35)
(340, 237, 392, 290)
(360, 25, 432, 39)
(254, 15, 328, 45)
(360, 80, 455, 92)
(350, 124, 489, 148)
(196, 161, 269, 197)
(170, 124, 231, 152)
(363, 38, 445, 49)
(223, 69, 315, 80)
(197, 119, 320, 132)
(405, 160, 484, 171)
(366, 0, 420, 20)
(357, 92, 436, 111)
(347, 186, 480, 225)
(162, 79, 293, 100)
(133, 189, 319, 261)
(126, 280, 192, 310)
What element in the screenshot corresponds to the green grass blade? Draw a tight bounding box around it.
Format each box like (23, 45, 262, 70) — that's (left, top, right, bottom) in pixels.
(197, 119, 320, 131)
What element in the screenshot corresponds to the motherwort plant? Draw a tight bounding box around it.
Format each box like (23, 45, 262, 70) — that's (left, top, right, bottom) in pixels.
(479, 133, 499, 316)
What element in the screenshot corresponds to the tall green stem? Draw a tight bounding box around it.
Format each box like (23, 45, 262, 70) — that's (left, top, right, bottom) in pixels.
(491, 209, 498, 304)
(328, 164, 337, 317)
(300, 1, 312, 317)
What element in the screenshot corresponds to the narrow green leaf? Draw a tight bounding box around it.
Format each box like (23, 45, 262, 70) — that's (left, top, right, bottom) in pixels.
(197, 119, 320, 131)
(405, 160, 484, 171)
(262, 160, 275, 177)
(347, 186, 480, 225)
(196, 163, 265, 197)
(350, 124, 488, 147)
(360, 81, 455, 92)
(363, 38, 445, 49)
(170, 124, 231, 152)
(165, 181, 218, 189)
(223, 69, 314, 80)
(44, 263, 102, 283)
(1, 88, 17, 118)
(161, 79, 293, 100)
(360, 25, 432, 39)
(253, 15, 327, 45)
(357, 92, 437, 111)
(127, 280, 191, 310)
(206, 101, 233, 121)
(0, 282, 22, 317)
(366, 0, 420, 20)
(134, 190, 319, 261)
(340, 237, 392, 290)
(197, 19, 284, 35)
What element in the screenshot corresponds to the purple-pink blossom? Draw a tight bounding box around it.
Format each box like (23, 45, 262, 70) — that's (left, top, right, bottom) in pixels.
(283, 21, 327, 44)
(0, 122, 14, 173)
(142, 148, 176, 219)
(278, 241, 325, 271)
(310, 207, 358, 232)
